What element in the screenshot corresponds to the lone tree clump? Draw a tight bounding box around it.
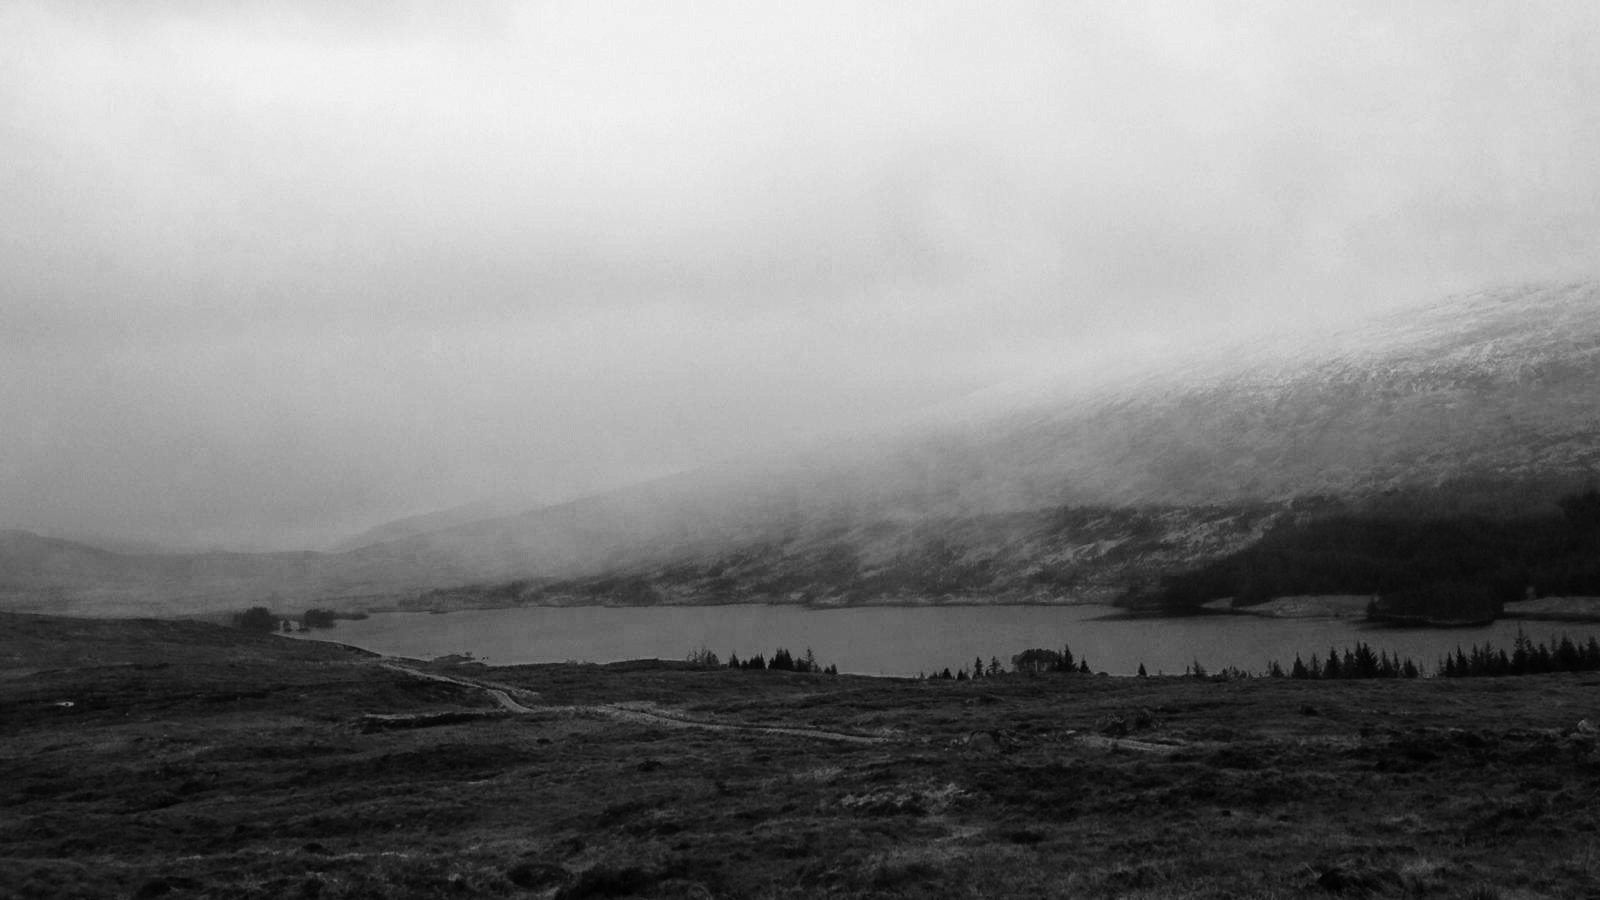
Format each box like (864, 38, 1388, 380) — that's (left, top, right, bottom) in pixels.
(686, 647, 720, 667)
(234, 606, 277, 633)
(302, 608, 339, 629)
(1011, 648, 1062, 675)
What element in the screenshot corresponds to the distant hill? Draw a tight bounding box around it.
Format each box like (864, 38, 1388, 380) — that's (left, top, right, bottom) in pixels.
(326, 499, 544, 553)
(0, 529, 334, 617)
(0, 610, 370, 673)
(4, 282, 1597, 615)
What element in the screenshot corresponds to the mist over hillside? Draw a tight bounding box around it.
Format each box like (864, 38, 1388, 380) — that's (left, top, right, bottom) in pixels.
(325, 498, 546, 554)
(878, 282, 1600, 508)
(417, 282, 1600, 610)
(3, 282, 1597, 616)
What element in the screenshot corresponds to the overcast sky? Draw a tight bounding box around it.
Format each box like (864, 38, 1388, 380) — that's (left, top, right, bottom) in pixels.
(3, 1, 1597, 550)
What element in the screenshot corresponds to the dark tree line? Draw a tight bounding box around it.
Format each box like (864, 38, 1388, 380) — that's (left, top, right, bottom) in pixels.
(706, 631, 1600, 684)
(1271, 631, 1600, 680)
(234, 606, 364, 633)
(717, 647, 837, 675)
(1280, 642, 1423, 680)
(921, 655, 1010, 680)
(1114, 633, 1598, 681)
(1438, 631, 1600, 678)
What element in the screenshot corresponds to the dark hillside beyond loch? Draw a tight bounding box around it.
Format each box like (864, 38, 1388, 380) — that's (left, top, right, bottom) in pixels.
(1144, 488, 1600, 624)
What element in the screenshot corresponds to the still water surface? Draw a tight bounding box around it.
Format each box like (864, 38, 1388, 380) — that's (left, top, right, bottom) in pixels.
(295, 604, 1600, 677)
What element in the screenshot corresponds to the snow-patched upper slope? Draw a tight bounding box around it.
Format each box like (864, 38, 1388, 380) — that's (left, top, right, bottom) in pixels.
(878, 281, 1600, 512)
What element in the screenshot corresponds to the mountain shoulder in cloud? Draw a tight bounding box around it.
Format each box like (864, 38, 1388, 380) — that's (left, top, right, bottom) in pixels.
(406, 281, 1600, 612)
(326, 498, 544, 553)
(3, 281, 1597, 617)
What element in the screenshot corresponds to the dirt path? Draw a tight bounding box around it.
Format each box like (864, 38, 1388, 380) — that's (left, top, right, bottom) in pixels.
(1071, 733, 1188, 754)
(380, 662, 542, 713)
(379, 661, 887, 744)
(594, 700, 889, 744)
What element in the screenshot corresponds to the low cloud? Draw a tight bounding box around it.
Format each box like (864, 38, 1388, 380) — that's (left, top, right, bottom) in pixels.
(2, 1, 1596, 547)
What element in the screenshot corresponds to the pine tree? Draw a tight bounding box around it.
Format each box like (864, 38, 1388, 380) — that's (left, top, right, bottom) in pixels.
(1137, 662, 1148, 678)
(1353, 642, 1378, 678)
(1381, 652, 1399, 679)
(1534, 640, 1553, 674)
(1512, 629, 1532, 675)
(1557, 635, 1580, 671)
(1291, 655, 1309, 679)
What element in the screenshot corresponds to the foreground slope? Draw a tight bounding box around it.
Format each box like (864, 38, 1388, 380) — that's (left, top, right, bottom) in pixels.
(3, 613, 1599, 898)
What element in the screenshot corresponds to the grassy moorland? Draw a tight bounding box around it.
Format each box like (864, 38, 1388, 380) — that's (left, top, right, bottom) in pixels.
(3, 613, 1599, 899)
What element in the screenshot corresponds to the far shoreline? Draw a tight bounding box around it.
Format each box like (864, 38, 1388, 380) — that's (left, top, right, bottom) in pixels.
(329, 593, 1600, 627)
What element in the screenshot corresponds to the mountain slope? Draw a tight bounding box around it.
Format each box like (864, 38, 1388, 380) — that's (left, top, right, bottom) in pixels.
(326, 498, 543, 553)
(393, 282, 1600, 609)
(4, 282, 1597, 614)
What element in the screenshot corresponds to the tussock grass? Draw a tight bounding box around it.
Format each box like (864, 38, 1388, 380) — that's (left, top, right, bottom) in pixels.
(5, 615, 1600, 897)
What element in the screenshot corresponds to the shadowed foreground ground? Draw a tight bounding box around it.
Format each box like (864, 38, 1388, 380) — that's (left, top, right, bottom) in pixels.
(2, 612, 1598, 898)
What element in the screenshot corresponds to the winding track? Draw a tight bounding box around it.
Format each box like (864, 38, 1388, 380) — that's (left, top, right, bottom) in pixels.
(379, 661, 888, 744)
(380, 662, 1212, 753)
